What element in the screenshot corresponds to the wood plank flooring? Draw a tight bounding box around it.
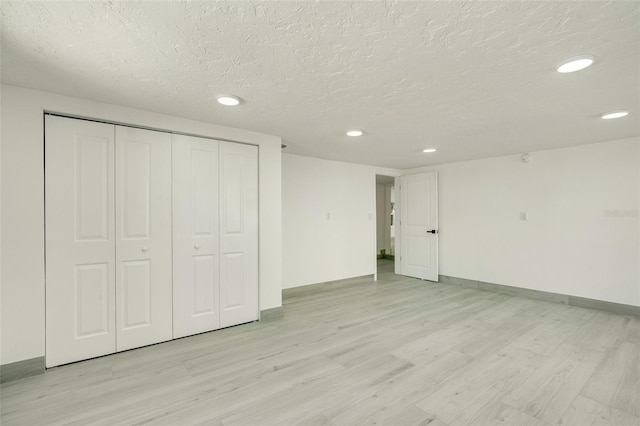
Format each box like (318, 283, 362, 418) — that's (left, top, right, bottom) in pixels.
(1, 260, 638, 425)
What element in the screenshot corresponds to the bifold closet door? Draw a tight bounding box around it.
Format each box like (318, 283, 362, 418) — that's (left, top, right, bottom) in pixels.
(45, 115, 116, 368)
(46, 117, 256, 365)
(115, 126, 173, 351)
(219, 141, 259, 327)
(172, 134, 220, 338)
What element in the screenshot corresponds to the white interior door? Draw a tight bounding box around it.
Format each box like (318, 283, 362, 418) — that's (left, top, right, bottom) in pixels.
(45, 115, 116, 367)
(219, 141, 259, 327)
(172, 134, 220, 338)
(397, 172, 438, 281)
(115, 126, 172, 350)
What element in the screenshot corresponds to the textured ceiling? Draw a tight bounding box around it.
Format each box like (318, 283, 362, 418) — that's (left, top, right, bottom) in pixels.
(1, 1, 638, 169)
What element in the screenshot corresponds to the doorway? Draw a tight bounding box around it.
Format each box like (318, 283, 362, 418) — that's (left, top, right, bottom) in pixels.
(375, 174, 396, 278)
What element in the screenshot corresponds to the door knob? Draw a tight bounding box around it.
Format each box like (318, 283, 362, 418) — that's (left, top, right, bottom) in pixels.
(427, 230, 438, 234)
(194, 244, 201, 249)
(141, 246, 149, 252)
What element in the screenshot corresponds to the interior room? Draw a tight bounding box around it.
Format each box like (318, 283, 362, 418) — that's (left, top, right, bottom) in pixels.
(1, 1, 639, 425)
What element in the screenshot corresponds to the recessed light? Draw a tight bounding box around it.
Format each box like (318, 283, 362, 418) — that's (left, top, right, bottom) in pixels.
(557, 55, 594, 73)
(422, 148, 437, 153)
(601, 110, 629, 120)
(346, 129, 364, 137)
(217, 94, 241, 106)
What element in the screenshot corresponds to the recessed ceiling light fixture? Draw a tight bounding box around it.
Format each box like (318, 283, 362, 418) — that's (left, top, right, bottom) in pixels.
(422, 148, 437, 153)
(601, 110, 629, 120)
(217, 94, 241, 106)
(557, 55, 594, 73)
(346, 129, 364, 137)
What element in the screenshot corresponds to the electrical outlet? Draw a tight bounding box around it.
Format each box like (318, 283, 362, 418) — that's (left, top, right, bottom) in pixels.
(520, 212, 528, 221)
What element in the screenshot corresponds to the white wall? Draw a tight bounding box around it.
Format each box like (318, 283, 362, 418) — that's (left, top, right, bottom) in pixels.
(403, 138, 640, 307)
(282, 154, 399, 289)
(0, 84, 282, 365)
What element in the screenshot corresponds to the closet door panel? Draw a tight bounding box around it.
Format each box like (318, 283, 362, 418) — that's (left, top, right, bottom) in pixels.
(121, 260, 152, 328)
(45, 115, 116, 368)
(172, 134, 220, 338)
(74, 263, 110, 337)
(219, 142, 258, 327)
(115, 126, 172, 351)
(222, 253, 245, 308)
(121, 141, 151, 237)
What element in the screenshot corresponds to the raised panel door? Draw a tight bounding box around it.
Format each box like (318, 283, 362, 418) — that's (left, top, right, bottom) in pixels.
(399, 172, 439, 281)
(45, 115, 116, 367)
(172, 134, 220, 338)
(219, 142, 258, 327)
(115, 126, 172, 351)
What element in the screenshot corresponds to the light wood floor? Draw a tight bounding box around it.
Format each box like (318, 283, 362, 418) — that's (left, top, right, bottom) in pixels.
(2, 260, 639, 425)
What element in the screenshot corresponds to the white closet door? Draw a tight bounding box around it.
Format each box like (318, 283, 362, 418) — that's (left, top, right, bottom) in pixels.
(115, 126, 172, 351)
(219, 142, 259, 327)
(172, 134, 220, 338)
(45, 116, 116, 367)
